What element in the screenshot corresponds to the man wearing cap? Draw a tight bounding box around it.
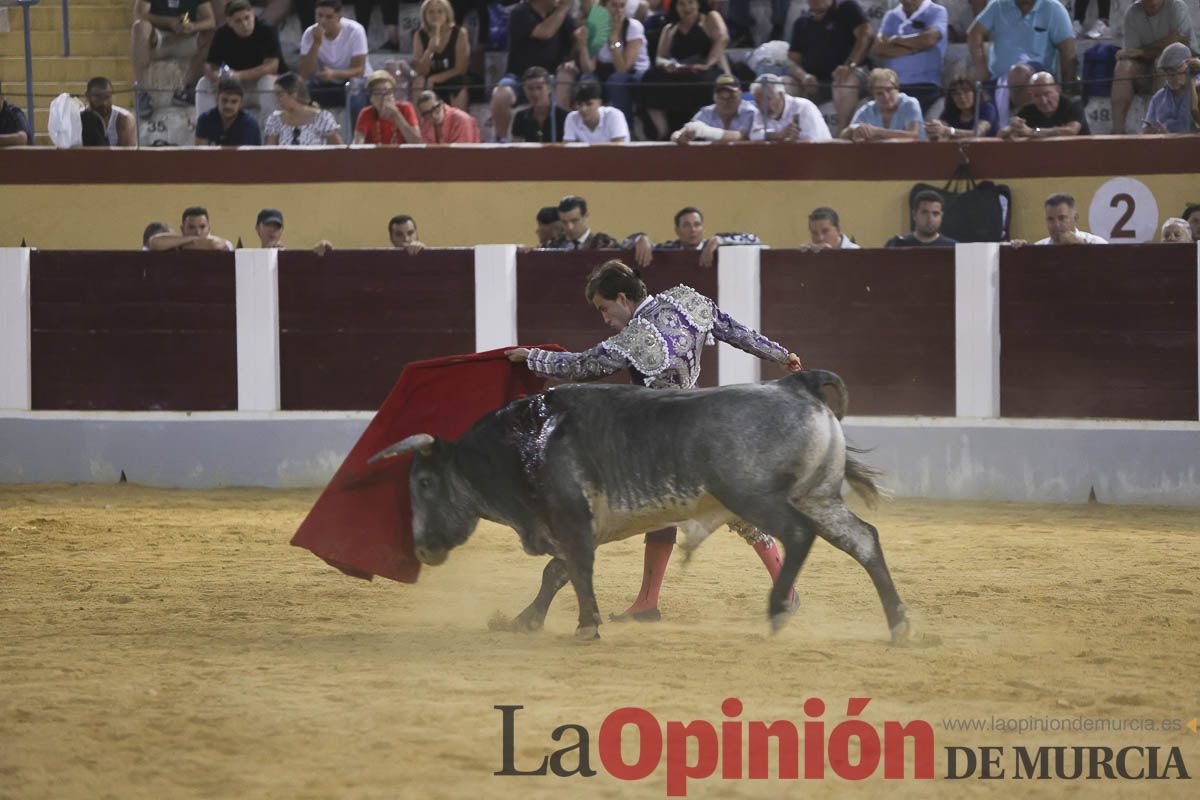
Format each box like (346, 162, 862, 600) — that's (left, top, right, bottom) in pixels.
(255, 208, 334, 254)
(1144, 42, 1200, 132)
(0, 81, 33, 147)
(197, 1, 282, 119)
(1113, 0, 1200, 135)
(671, 75, 762, 143)
(195, 79, 263, 145)
(353, 70, 421, 144)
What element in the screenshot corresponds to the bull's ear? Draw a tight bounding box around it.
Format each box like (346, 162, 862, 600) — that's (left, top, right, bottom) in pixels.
(368, 433, 437, 464)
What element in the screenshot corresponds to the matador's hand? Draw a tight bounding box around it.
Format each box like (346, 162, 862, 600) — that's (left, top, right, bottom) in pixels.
(506, 348, 530, 363)
(784, 353, 803, 372)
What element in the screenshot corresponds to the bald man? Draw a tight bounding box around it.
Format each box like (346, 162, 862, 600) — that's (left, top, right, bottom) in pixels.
(998, 71, 1089, 139)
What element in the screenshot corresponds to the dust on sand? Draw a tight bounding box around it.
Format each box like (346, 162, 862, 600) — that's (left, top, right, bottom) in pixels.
(1, 484, 1197, 799)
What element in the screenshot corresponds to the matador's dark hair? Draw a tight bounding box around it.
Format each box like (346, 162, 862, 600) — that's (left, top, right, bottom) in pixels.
(585, 260, 647, 304)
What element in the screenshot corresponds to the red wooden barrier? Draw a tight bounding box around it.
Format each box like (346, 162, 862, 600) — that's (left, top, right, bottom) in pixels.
(1000, 244, 1198, 419)
(30, 250, 237, 410)
(278, 249, 476, 410)
(760, 248, 957, 416)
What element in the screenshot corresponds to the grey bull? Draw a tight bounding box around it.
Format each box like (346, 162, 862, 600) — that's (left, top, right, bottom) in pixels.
(371, 369, 911, 643)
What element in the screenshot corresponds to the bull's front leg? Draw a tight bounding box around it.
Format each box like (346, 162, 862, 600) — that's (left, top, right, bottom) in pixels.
(510, 558, 570, 632)
(562, 547, 602, 640)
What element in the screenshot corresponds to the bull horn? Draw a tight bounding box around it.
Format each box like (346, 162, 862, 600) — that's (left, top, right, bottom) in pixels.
(368, 433, 436, 464)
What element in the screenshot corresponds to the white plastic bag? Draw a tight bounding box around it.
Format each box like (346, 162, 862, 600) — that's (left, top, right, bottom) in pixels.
(47, 93, 84, 148)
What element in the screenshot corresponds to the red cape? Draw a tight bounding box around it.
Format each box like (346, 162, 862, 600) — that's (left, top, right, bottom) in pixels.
(290, 347, 559, 582)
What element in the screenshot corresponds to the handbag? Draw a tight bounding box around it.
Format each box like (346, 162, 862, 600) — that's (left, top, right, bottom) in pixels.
(909, 163, 1012, 242)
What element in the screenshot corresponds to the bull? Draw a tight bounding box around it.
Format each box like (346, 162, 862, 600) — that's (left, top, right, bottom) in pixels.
(370, 369, 910, 643)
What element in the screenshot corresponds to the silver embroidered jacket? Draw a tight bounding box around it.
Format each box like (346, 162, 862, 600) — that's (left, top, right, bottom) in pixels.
(524, 285, 790, 389)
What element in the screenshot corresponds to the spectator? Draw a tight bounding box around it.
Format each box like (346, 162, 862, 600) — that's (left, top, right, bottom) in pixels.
(840, 67, 925, 141)
(873, 0, 948, 115)
(641, 0, 729, 140)
(553, 195, 620, 249)
(298, 0, 371, 122)
(131, 0, 216, 116)
(197, 0, 281, 120)
(0, 81, 32, 146)
(563, 80, 631, 142)
(353, 70, 421, 144)
(1160, 217, 1193, 242)
(1182, 203, 1200, 241)
(411, 0, 471, 111)
(264, 73, 344, 144)
(255, 207, 334, 253)
(628, 206, 762, 269)
(998, 71, 1089, 139)
(885, 190, 957, 247)
(577, 0, 650, 131)
(195, 79, 263, 145)
(148, 207, 234, 251)
(512, 67, 570, 142)
(82, 77, 137, 148)
(671, 74, 759, 143)
(787, 0, 872, 136)
(1036, 193, 1108, 244)
(927, 75, 999, 138)
(490, 0, 583, 142)
(968, 0, 1074, 86)
(142, 222, 171, 249)
(415, 89, 481, 143)
(1073, 0, 1111, 40)
(388, 214, 426, 254)
(1144, 43, 1200, 133)
(751, 73, 831, 141)
(805, 206, 860, 249)
(994, 61, 1033, 129)
(726, 0, 789, 44)
(1113, 0, 1200, 135)
(536, 206, 565, 246)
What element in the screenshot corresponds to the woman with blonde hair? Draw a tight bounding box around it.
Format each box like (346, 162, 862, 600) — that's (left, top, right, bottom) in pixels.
(264, 73, 343, 145)
(506, 260, 804, 623)
(840, 68, 924, 142)
(411, 0, 471, 110)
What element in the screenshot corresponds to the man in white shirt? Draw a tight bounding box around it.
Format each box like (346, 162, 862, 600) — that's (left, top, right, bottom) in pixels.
(751, 74, 832, 141)
(563, 80, 630, 143)
(298, 0, 370, 120)
(805, 207, 860, 249)
(1035, 193, 1108, 245)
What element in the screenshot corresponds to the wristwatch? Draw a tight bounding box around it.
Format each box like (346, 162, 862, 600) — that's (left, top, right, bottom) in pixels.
(612, 40, 623, 49)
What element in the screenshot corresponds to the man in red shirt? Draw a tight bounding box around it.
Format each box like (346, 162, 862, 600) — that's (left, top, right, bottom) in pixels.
(353, 70, 421, 144)
(416, 89, 481, 143)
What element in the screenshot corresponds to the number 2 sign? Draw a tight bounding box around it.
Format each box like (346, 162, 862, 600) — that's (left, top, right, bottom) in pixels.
(1088, 177, 1160, 243)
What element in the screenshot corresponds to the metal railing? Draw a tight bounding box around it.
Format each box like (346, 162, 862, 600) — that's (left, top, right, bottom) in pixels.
(2, 0, 72, 136)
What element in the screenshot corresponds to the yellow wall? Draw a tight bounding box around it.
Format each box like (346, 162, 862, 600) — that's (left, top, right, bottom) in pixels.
(4, 174, 1196, 250)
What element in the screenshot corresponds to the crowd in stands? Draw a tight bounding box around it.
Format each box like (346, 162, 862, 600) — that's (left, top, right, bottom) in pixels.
(135, 192, 1198, 256)
(5, 0, 1200, 148)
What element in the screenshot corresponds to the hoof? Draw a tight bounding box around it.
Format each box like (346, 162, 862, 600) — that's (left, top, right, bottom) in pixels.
(575, 625, 600, 641)
(768, 592, 800, 634)
(487, 610, 543, 633)
(890, 617, 913, 646)
(608, 608, 662, 623)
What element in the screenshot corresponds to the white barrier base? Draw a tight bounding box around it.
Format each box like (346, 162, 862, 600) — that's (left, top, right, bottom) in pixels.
(2, 412, 1198, 505)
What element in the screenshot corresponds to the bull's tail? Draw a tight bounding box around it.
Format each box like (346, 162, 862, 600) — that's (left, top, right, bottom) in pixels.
(844, 450, 891, 508)
(784, 369, 849, 420)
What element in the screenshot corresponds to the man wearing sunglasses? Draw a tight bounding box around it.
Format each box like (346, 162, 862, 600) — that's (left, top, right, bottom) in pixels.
(415, 89, 480, 143)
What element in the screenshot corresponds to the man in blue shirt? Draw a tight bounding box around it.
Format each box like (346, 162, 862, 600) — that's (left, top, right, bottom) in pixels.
(670, 74, 761, 143)
(968, 0, 1075, 85)
(194, 79, 262, 146)
(1144, 42, 1199, 133)
(874, 0, 949, 113)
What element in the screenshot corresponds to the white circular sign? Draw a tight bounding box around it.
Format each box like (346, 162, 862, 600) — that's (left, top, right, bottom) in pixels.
(1088, 177, 1160, 243)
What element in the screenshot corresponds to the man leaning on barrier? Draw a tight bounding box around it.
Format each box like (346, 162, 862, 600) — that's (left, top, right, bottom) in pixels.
(195, 79, 263, 145)
(998, 72, 1089, 139)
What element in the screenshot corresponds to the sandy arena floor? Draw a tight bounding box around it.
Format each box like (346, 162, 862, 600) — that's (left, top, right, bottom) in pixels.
(1, 483, 1197, 799)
